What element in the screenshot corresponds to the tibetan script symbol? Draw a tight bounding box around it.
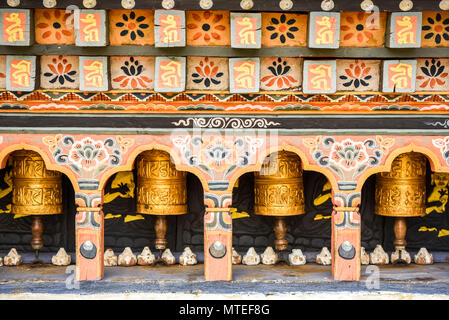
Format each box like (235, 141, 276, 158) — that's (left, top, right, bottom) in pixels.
(161, 15, 179, 43)
(84, 61, 103, 88)
(310, 65, 332, 90)
(390, 63, 412, 89)
(237, 17, 256, 45)
(5, 13, 24, 42)
(80, 14, 99, 42)
(234, 62, 255, 89)
(160, 61, 181, 87)
(316, 16, 334, 45)
(396, 16, 415, 44)
(11, 60, 31, 87)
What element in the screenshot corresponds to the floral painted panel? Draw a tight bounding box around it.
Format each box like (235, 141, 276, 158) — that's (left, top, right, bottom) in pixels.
(111, 56, 154, 90)
(421, 11, 449, 47)
(186, 56, 228, 91)
(262, 13, 307, 47)
(336, 59, 380, 92)
(35, 9, 74, 45)
(186, 11, 230, 46)
(40, 55, 79, 89)
(109, 10, 154, 46)
(260, 57, 302, 91)
(340, 12, 386, 47)
(416, 58, 449, 91)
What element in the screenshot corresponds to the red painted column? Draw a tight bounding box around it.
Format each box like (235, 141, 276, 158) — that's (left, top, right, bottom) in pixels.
(75, 190, 104, 281)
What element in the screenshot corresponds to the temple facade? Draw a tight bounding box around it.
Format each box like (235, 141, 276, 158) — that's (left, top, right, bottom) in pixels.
(0, 0, 448, 284)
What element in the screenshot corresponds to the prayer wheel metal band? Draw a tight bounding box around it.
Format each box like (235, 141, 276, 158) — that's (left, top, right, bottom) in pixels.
(11, 150, 62, 216)
(136, 150, 187, 215)
(254, 151, 305, 216)
(375, 152, 426, 218)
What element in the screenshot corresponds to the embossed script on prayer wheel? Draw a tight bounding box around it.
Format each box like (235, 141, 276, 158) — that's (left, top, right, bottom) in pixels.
(12, 150, 63, 216)
(136, 150, 187, 251)
(254, 151, 305, 252)
(136, 150, 187, 215)
(254, 151, 305, 217)
(375, 152, 427, 218)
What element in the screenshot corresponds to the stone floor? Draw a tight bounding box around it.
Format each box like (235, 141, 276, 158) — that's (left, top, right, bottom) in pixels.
(0, 257, 448, 299)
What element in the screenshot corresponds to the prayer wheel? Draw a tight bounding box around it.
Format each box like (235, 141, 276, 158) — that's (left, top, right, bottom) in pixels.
(254, 151, 305, 251)
(11, 150, 63, 263)
(136, 150, 187, 251)
(375, 152, 427, 263)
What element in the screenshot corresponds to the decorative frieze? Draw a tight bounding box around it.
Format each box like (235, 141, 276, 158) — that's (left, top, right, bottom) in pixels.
(186, 56, 228, 91)
(34, 9, 74, 45)
(260, 57, 302, 91)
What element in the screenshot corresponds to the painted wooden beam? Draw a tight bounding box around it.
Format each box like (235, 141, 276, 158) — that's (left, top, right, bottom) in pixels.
(2, 45, 449, 58)
(0, 0, 444, 12)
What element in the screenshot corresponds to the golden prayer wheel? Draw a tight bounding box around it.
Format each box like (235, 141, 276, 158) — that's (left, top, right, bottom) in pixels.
(136, 150, 187, 250)
(375, 152, 426, 262)
(254, 151, 305, 251)
(11, 150, 63, 263)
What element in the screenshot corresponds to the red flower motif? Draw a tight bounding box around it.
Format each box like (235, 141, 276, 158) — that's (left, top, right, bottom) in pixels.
(261, 58, 298, 89)
(36, 9, 73, 42)
(187, 11, 227, 43)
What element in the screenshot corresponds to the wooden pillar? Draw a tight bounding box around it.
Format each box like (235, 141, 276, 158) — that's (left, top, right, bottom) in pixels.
(204, 192, 233, 281)
(75, 190, 104, 281)
(331, 191, 361, 281)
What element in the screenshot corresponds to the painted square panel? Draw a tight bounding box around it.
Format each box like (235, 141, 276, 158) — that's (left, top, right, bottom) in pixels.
(41, 55, 79, 89)
(382, 60, 417, 93)
(186, 56, 228, 91)
(155, 10, 185, 47)
(79, 56, 108, 91)
(154, 56, 186, 92)
(230, 12, 261, 49)
(229, 58, 260, 93)
(186, 11, 230, 46)
(303, 60, 336, 94)
(387, 12, 422, 48)
(260, 57, 302, 91)
(421, 11, 449, 48)
(0, 9, 31, 46)
(336, 59, 380, 92)
(262, 13, 307, 47)
(111, 56, 154, 90)
(35, 9, 74, 45)
(416, 58, 449, 91)
(6, 55, 36, 91)
(308, 12, 340, 49)
(340, 12, 387, 47)
(74, 10, 107, 46)
(109, 9, 154, 46)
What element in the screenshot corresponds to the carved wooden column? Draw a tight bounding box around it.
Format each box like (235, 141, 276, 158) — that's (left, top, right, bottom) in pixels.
(75, 190, 104, 281)
(332, 191, 361, 281)
(204, 192, 233, 281)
